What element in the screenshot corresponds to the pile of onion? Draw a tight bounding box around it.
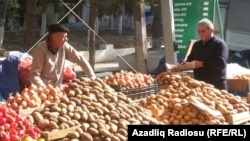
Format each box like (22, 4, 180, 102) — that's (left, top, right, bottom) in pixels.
(103, 70, 155, 89)
(6, 84, 64, 111)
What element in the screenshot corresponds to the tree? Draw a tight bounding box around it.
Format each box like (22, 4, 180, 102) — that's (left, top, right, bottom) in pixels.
(0, 0, 10, 48)
(23, 0, 37, 51)
(150, 0, 162, 51)
(39, 0, 47, 37)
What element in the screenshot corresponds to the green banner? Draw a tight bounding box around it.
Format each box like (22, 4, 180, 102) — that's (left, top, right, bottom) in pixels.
(173, 0, 218, 58)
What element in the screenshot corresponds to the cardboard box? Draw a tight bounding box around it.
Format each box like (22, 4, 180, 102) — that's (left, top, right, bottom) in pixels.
(227, 79, 250, 97)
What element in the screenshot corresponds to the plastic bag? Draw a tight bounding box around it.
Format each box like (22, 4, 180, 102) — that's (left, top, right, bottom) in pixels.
(63, 66, 76, 83)
(19, 56, 33, 88)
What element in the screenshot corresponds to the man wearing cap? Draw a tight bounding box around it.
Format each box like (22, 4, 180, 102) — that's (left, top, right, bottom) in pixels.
(30, 23, 96, 89)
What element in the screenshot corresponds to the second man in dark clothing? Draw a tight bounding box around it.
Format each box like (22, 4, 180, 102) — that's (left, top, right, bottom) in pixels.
(171, 18, 229, 90)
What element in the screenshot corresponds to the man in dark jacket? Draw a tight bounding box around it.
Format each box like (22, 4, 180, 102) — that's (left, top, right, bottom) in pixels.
(172, 18, 229, 90)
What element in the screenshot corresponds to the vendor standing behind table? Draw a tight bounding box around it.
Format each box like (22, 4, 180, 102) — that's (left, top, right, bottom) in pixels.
(30, 23, 96, 89)
(171, 18, 229, 90)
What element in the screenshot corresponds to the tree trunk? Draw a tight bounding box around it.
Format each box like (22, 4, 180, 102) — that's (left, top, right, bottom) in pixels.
(40, 0, 47, 37)
(23, 0, 37, 52)
(88, 0, 98, 70)
(151, 0, 162, 51)
(0, 0, 10, 48)
(117, 6, 123, 35)
(132, 0, 148, 73)
(52, 0, 60, 24)
(109, 14, 114, 31)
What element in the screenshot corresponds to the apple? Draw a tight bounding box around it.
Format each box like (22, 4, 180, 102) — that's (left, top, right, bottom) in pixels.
(37, 137, 46, 141)
(23, 136, 33, 141)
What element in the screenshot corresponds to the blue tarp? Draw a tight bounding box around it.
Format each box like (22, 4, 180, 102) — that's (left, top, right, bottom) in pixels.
(0, 52, 27, 100)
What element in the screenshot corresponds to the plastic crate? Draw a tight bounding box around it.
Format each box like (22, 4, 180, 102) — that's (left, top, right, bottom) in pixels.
(112, 80, 159, 100)
(76, 71, 112, 78)
(227, 79, 250, 97)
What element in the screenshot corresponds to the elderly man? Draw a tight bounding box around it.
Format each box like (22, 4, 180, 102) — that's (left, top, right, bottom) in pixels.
(172, 18, 229, 90)
(30, 24, 96, 89)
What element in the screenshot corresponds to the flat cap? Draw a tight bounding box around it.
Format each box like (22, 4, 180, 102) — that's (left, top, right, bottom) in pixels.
(48, 24, 69, 33)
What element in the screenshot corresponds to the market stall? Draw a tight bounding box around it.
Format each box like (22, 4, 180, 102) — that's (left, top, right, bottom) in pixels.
(0, 69, 250, 140)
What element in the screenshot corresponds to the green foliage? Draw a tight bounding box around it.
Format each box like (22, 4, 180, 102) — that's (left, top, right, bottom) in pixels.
(6, 0, 21, 18)
(99, 0, 129, 15)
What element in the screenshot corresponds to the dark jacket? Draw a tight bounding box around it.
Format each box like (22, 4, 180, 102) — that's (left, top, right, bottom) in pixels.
(187, 36, 229, 90)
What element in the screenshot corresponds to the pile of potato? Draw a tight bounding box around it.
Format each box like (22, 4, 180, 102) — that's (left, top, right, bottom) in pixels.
(140, 72, 250, 124)
(26, 77, 162, 141)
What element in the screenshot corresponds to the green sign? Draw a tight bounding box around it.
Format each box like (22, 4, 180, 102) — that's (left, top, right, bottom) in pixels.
(173, 0, 222, 58)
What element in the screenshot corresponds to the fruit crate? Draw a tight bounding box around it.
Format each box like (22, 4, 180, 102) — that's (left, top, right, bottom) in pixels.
(18, 107, 43, 117)
(76, 71, 112, 78)
(111, 80, 159, 100)
(224, 111, 250, 125)
(41, 126, 81, 141)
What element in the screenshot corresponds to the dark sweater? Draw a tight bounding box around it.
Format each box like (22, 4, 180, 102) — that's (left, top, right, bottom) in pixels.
(187, 36, 229, 90)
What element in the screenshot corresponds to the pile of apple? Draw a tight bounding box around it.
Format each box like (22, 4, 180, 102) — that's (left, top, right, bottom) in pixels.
(0, 105, 41, 141)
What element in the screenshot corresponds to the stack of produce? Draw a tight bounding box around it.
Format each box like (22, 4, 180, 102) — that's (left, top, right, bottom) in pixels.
(138, 72, 250, 124)
(5, 84, 64, 111)
(227, 63, 250, 79)
(0, 105, 41, 141)
(26, 77, 162, 141)
(103, 70, 155, 89)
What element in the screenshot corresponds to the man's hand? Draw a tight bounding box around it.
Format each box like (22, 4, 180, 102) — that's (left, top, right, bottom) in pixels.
(170, 61, 201, 72)
(90, 75, 96, 80)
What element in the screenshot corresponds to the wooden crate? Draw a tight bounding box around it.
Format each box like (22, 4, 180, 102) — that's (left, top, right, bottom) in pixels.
(41, 126, 80, 141)
(19, 107, 43, 117)
(225, 111, 250, 125)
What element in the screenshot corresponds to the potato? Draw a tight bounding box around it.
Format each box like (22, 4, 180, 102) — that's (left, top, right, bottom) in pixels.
(50, 105, 61, 112)
(37, 119, 50, 129)
(109, 123, 118, 133)
(90, 80, 103, 88)
(73, 88, 82, 95)
(79, 77, 91, 82)
(58, 116, 68, 123)
(33, 111, 44, 121)
(89, 89, 101, 95)
(93, 86, 104, 93)
(103, 137, 112, 141)
(118, 128, 127, 136)
(87, 127, 99, 135)
(59, 123, 69, 129)
(115, 133, 127, 141)
(106, 103, 116, 111)
(99, 128, 111, 137)
(110, 135, 120, 141)
(67, 120, 75, 127)
(81, 132, 93, 141)
(49, 121, 59, 129)
(217, 104, 230, 114)
(70, 97, 82, 105)
(68, 82, 79, 89)
(67, 89, 76, 97)
(81, 123, 90, 132)
(68, 132, 80, 139)
(67, 104, 75, 112)
(173, 103, 183, 111)
(58, 103, 68, 108)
